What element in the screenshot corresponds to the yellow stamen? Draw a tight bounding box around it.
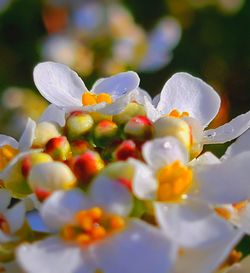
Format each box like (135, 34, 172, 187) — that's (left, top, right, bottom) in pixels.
(82, 92, 113, 106)
(157, 161, 193, 202)
(96, 93, 113, 104)
(233, 201, 248, 212)
(62, 207, 125, 246)
(215, 207, 231, 220)
(0, 145, 19, 170)
(169, 109, 189, 118)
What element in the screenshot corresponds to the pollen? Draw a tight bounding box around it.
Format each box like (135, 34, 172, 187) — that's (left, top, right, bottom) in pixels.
(0, 145, 19, 170)
(156, 161, 193, 202)
(61, 207, 125, 246)
(82, 92, 113, 106)
(168, 109, 189, 118)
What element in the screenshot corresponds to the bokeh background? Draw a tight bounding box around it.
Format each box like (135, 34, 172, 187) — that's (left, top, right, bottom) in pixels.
(0, 0, 249, 147)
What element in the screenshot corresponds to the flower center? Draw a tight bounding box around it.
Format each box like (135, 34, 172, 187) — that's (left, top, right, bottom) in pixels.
(82, 92, 113, 106)
(168, 109, 189, 118)
(0, 214, 10, 234)
(156, 161, 193, 202)
(0, 145, 19, 170)
(61, 207, 125, 246)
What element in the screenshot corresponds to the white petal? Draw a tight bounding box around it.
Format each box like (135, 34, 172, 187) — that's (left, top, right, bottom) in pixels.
(17, 237, 95, 273)
(157, 73, 221, 127)
(33, 62, 86, 107)
(144, 96, 161, 122)
(26, 210, 50, 233)
(0, 189, 11, 211)
(91, 71, 140, 99)
(130, 88, 152, 105)
(41, 189, 92, 232)
(18, 118, 36, 151)
(39, 104, 66, 127)
(0, 230, 13, 243)
(129, 158, 157, 200)
(173, 229, 243, 273)
(222, 129, 250, 160)
(0, 135, 18, 149)
(194, 152, 250, 204)
(203, 110, 250, 144)
(90, 176, 133, 216)
(152, 94, 161, 107)
(190, 152, 221, 167)
(155, 201, 238, 248)
(233, 203, 250, 235)
(182, 116, 203, 144)
(6, 202, 25, 233)
(142, 137, 189, 170)
(93, 219, 177, 273)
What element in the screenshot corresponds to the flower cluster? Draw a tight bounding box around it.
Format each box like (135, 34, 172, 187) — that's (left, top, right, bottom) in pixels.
(1, 62, 250, 273)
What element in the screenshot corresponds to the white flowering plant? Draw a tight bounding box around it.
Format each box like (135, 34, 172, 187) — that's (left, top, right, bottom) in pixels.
(0, 62, 250, 273)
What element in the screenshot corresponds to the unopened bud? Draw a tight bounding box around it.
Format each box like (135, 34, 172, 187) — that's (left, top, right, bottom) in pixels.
(73, 151, 104, 185)
(113, 103, 146, 125)
(94, 120, 118, 147)
(70, 140, 91, 156)
(44, 136, 71, 161)
(124, 116, 153, 140)
(32, 122, 61, 148)
(66, 111, 94, 141)
(113, 140, 140, 161)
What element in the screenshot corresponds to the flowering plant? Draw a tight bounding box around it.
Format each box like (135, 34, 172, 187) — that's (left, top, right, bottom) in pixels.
(1, 62, 250, 273)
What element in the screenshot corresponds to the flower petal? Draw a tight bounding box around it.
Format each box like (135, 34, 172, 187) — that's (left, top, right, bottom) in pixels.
(33, 62, 86, 107)
(93, 219, 177, 273)
(203, 110, 250, 144)
(26, 210, 50, 233)
(6, 202, 25, 233)
(142, 137, 189, 170)
(0, 189, 11, 211)
(156, 73, 221, 127)
(129, 158, 157, 200)
(155, 201, 238, 248)
(39, 104, 66, 127)
(194, 152, 250, 204)
(190, 152, 220, 167)
(91, 71, 140, 99)
(41, 189, 92, 232)
(0, 135, 18, 149)
(18, 118, 36, 151)
(144, 96, 161, 122)
(90, 176, 133, 216)
(17, 237, 95, 273)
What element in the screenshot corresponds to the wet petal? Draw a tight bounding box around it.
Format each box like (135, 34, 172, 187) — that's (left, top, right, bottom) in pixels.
(18, 118, 36, 151)
(142, 137, 189, 170)
(93, 219, 177, 273)
(90, 176, 133, 216)
(203, 110, 250, 144)
(92, 71, 140, 99)
(155, 201, 238, 248)
(157, 73, 221, 127)
(33, 62, 86, 107)
(17, 237, 95, 273)
(194, 152, 250, 204)
(41, 190, 92, 232)
(39, 104, 66, 127)
(129, 158, 157, 200)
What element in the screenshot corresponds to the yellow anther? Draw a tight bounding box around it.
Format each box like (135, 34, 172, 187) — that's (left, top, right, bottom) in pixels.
(169, 109, 189, 118)
(233, 201, 248, 212)
(156, 161, 193, 202)
(110, 216, 125, 230)
(89, 207, 103, 221)
(82, 92, 97, 106)
(220, 249, 242, 268)
(76, 234, 91, 245)
(96, 93, 113, 104)
(91, 226, 107, 239)
(215, 207, 232, 220)
(0, 145, 19, 170)
(61, 225, 75, 241)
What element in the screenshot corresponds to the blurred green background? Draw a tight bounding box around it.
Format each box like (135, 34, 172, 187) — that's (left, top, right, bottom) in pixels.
(0, 0, 249, 139)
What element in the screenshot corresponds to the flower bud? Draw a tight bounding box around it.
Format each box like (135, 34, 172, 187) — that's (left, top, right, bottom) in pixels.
(124, 116, 153, 140)
(70, 140, 91, 156)
(44, 136, 71, 161)
(94, 120, 118, 147)
(113, 103, 146, 125)
(32, 122, 61, 148)
(28, 162, 76, 201)
(113, 140, 140, 161)
(154, 117, 191, 150)
(73, 151, 104, 185)
(66, 111, 94, 141)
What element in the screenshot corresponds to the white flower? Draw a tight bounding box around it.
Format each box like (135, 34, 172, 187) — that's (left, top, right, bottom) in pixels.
(146, 73, 250, 149)
(17, 178, 177, 273)
(0, 189, 25, 243)
(33, 62, 141, 115)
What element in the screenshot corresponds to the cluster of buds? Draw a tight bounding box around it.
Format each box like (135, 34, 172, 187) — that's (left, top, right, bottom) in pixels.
(1, 62, 250, 273)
